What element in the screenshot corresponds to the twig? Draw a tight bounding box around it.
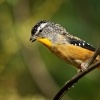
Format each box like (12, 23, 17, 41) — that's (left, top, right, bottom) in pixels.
(85, 45, 100, 67)
(53, 45, 100, 100)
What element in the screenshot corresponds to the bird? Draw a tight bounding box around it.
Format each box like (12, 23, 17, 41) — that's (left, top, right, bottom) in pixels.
(30, 20, 99, 71)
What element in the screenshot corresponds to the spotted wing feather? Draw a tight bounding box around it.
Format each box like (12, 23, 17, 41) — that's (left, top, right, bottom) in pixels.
(69, 38, 95, 51)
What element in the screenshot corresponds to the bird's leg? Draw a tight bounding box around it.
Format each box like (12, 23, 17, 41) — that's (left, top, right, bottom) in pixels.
(78, 61, 89, 72)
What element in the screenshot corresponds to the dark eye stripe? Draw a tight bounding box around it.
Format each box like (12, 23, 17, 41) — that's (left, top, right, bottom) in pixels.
(31, 20, 47, 35)
(69, 38, 95, 51)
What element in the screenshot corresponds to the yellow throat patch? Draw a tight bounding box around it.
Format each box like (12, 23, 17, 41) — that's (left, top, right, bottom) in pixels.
(37, 38, 52, 48)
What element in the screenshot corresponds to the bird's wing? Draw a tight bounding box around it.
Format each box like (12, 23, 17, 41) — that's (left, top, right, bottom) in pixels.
(66, 35, 95, 51)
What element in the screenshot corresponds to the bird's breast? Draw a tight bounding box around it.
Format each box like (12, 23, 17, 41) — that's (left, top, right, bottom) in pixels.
(50, 44, 94, 69)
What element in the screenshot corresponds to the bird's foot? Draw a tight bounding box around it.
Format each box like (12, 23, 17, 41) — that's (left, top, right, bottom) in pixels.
(78, 62, 89, 72)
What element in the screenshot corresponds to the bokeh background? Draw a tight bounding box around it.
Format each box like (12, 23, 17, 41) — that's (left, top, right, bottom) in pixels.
(0, 0, 100, 100)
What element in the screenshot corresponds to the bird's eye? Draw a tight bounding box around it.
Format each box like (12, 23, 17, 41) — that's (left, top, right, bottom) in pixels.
(39, 29, 43, 32)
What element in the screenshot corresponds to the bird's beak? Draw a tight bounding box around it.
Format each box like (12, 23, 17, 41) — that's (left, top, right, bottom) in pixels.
(30, 36, 36, 42)
(30, 36, 52, 47)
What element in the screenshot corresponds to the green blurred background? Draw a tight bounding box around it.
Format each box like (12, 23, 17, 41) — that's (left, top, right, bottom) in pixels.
(0, 0, 100, 100)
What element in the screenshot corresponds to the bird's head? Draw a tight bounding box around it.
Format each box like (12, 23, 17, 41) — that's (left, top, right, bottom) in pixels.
(30, 20, 69, 47)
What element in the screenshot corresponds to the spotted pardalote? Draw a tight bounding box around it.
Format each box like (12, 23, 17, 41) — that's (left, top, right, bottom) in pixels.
(30, 20, 99, 70)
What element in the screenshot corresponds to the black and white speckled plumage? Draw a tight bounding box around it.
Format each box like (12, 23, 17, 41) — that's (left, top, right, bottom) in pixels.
(68, 37, 95, 51)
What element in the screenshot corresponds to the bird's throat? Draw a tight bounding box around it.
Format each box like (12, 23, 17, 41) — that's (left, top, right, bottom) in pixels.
(37, 38, 52, 48)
